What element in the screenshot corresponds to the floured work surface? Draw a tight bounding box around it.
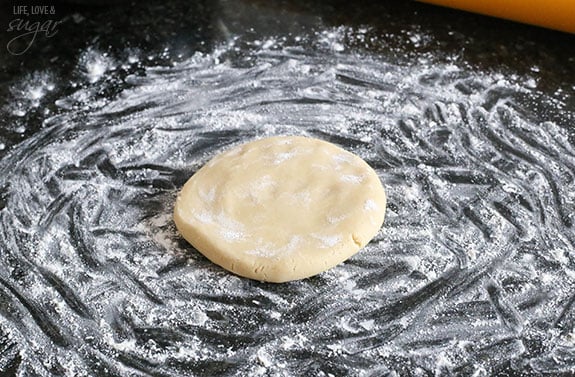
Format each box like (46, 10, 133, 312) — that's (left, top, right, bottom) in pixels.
(0, 17, 574, 377)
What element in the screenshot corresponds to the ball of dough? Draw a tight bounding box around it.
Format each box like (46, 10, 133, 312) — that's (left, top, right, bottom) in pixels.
(173, 136, 386, 283)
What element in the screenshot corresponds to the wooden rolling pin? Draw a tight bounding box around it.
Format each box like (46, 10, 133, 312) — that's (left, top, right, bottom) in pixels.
(418, 0, 575, 33)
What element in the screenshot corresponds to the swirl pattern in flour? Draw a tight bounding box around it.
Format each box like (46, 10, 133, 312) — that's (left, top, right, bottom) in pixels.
(1, 28, 574, 376)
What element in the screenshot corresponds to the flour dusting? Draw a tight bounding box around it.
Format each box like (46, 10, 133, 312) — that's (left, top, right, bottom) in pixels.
(0, 25, 574, 377)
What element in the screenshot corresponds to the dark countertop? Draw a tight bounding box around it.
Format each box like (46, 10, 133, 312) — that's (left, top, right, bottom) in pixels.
(1, 1, 574, 376)
(1, 0, 574, 154)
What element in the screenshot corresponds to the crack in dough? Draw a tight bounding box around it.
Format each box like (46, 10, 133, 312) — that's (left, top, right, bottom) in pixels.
(351, 233, 363, 248)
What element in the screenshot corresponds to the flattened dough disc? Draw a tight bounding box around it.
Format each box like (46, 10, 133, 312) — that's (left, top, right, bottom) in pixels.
(174, 136, 386, 283)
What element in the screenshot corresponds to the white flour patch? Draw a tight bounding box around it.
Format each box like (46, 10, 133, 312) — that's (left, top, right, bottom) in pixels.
(364, 199, 379, 211)
(245, 236, 301, 258)
(272, 151, 297, 164)
(0, 24, 573, 377)
(216, 212, 246, 242)
(291, 190, 312, 206)
(312, 233, 342, 248)
(199, 187, 216, 204)
(332, 153, 355, 165)
(326, 213, 348, 225)
(193, 209, 213, 223)
(340, 174, 365, 184)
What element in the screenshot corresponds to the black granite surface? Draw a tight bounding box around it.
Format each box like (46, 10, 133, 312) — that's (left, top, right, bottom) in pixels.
(0, 1, 574, 376)
(1, 0, 574, 154)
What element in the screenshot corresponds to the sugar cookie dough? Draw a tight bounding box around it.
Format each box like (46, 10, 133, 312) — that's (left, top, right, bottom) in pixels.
(173, 136, 386, 283)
